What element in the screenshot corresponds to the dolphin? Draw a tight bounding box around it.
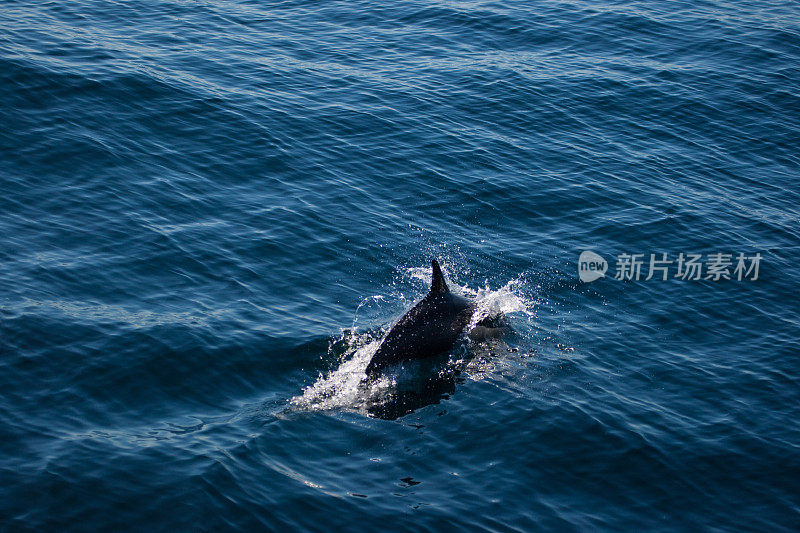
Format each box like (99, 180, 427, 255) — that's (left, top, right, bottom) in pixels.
(365, 259, 480, 376)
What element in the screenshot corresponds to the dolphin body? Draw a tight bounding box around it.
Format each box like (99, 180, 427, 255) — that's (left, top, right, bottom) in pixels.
(365, 259, 476, 376)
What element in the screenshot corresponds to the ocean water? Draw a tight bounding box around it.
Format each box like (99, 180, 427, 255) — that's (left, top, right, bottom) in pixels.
(1, 0, 799, 530)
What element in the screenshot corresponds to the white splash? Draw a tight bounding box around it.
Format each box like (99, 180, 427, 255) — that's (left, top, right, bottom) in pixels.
(289, 337, 393, 412)
(465, 278, 533, 330)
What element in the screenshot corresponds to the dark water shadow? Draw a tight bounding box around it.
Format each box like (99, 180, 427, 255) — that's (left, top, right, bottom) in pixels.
(364, 357, 462, 421)
(364, 323, 514, 421)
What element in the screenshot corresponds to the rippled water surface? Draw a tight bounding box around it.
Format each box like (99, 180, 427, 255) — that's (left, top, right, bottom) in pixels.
(2, 0, 799, 530)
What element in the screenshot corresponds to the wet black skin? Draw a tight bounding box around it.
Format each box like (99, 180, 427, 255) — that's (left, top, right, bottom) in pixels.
(365, 259, 475, 376)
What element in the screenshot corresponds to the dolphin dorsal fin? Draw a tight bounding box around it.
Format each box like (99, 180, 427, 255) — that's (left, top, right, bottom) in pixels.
(430, 259, 449, 293)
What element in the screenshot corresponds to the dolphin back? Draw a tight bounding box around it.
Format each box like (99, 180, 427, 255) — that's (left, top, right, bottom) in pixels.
(365, 259, 474, 375)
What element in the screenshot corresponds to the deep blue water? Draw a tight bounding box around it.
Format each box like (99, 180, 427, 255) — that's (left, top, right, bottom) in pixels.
(2, 0, 799, 530)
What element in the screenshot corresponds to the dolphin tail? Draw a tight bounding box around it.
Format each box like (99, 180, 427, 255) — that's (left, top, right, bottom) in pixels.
(430, 259, 449, 293)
